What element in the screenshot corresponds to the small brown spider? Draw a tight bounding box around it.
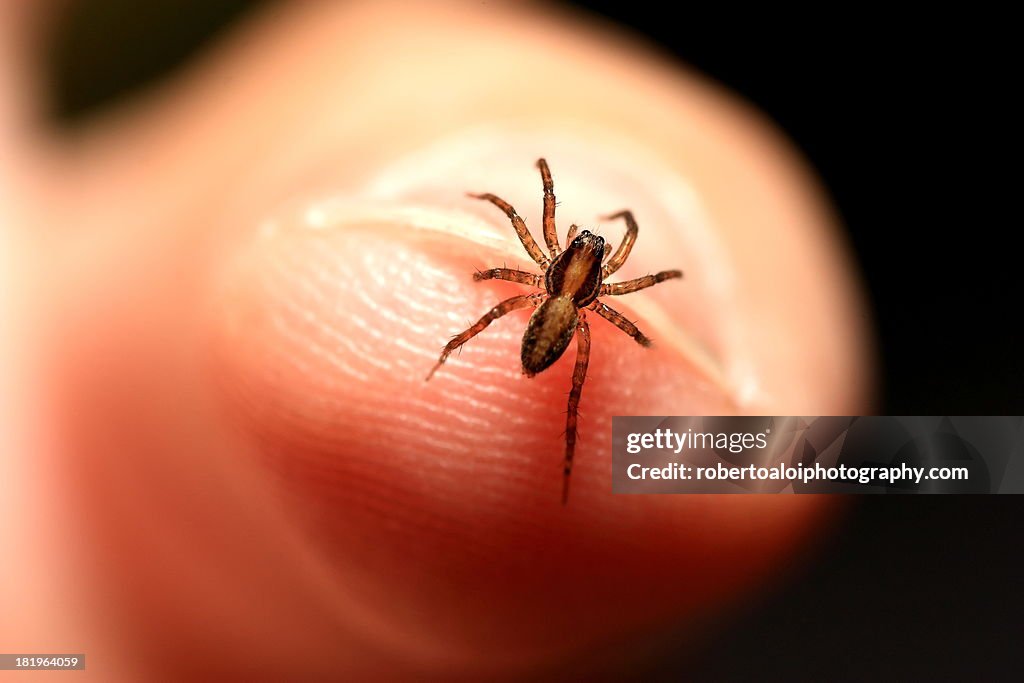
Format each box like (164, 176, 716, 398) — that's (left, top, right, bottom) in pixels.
(426, 159, 682, 503)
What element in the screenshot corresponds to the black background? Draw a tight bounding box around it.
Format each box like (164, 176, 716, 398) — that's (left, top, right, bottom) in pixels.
(43, 2, 1021, 679)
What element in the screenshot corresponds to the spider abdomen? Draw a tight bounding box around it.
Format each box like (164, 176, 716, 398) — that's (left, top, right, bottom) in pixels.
(521, 296, 578, 377)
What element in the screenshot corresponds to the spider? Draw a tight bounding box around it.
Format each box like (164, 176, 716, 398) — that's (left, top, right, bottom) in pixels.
(426, 159, 682, 503)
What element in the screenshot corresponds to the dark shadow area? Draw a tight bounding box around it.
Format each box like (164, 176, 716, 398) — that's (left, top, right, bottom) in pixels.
(45, 0, 268, 123)
(676, 497, 1021, 681)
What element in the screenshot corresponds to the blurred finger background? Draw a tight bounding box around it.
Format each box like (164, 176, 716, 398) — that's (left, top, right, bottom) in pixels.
(7, 0, 1020, 680)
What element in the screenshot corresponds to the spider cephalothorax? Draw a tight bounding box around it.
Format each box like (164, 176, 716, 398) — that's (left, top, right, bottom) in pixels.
(427, 159, 682, 503)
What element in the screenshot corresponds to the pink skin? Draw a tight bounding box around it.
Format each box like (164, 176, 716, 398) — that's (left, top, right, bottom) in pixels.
(2, 1, 873, 680)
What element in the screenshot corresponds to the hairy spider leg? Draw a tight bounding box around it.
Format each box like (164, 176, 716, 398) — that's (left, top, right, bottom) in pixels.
(563, 314, 590, 504)
(600, 210, 639, 278)
(426, 293, 544, 380)
(474, 267, 543, 287)
(601, 270, 683, 296)
(588, 300, 652, 347)
(536, 158, 561, 258)
(467, 193, 550, 268)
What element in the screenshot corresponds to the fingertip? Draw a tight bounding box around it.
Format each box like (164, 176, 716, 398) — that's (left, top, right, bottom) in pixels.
(206, 189, 755, 664)
(205, 112, 859, 668)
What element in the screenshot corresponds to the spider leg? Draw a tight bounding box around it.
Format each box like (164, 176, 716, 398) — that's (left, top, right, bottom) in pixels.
(563, 313, 591, 504)
(601, 270, 682, 296)
(565, 223, 580, 246)
(474, 267, 543, 288)
(537, 158, 561, 258)
(426, 293, 543, 380)
(600, 210, 639, 278)
(468, 192, 550, 268)
(588, 300, 652, 347)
